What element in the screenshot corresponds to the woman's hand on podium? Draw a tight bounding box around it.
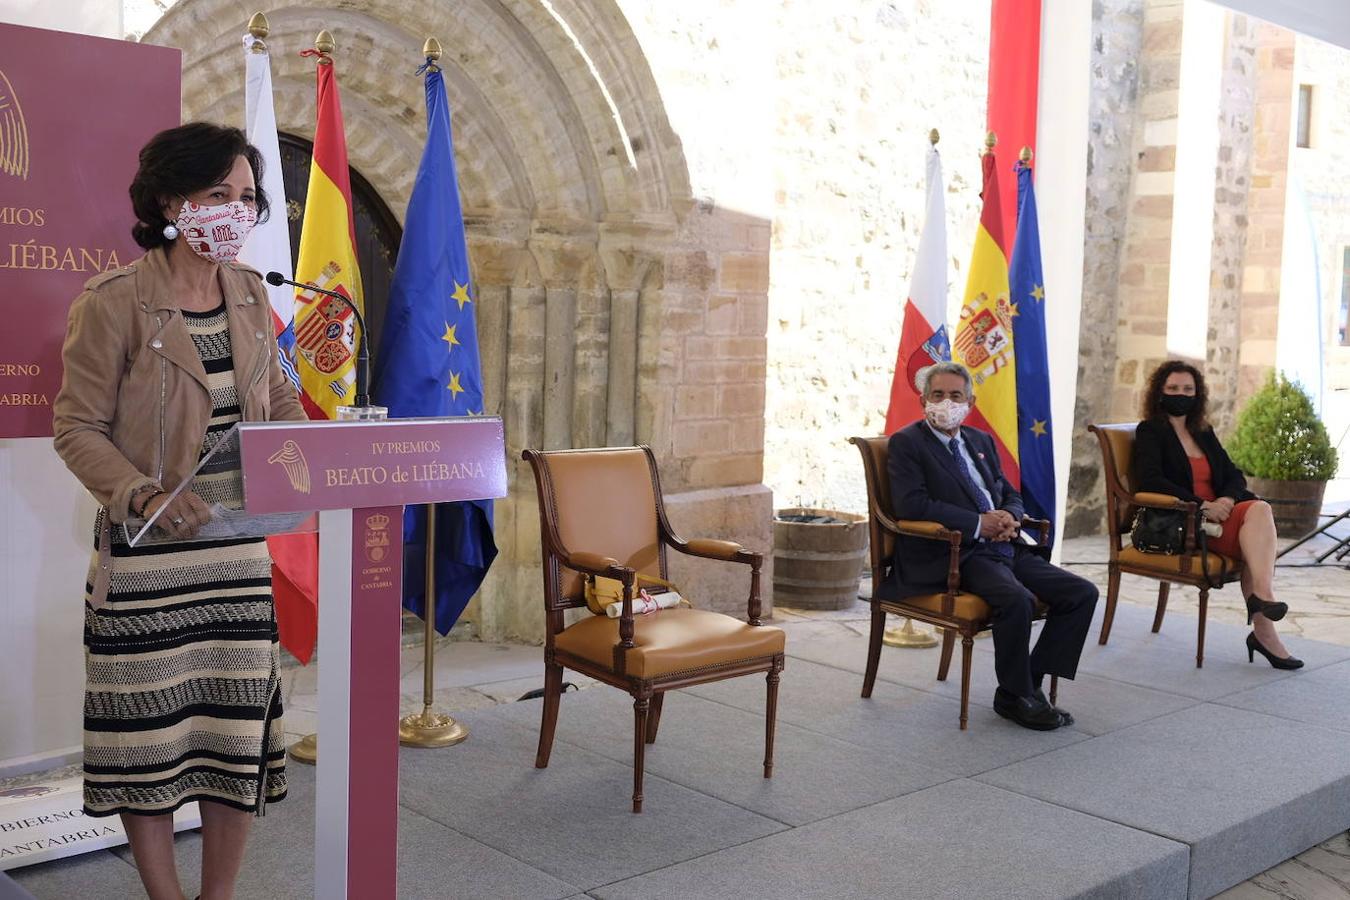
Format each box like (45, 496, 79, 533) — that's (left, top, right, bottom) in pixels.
(145, 490, 212, 540)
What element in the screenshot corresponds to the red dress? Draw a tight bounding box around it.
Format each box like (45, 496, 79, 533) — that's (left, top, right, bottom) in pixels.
(1188, 455, 1253, 560)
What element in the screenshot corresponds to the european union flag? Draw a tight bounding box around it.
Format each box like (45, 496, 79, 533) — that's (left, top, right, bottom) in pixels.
(1010, 159, 1055, 534)
(373, 65, 497, 634)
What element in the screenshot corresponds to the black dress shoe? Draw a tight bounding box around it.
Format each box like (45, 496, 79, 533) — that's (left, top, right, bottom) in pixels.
(1033, 688, 1074, 728)
(993, 688, 1062, 730)
(1246, 594, 1288, 624)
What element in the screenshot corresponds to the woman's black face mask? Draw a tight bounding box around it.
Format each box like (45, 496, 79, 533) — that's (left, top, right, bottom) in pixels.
(1160, 394, 1197, 417)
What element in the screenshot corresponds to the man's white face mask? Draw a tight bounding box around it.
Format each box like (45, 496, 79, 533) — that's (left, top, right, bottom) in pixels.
(924, 398, 970, 432)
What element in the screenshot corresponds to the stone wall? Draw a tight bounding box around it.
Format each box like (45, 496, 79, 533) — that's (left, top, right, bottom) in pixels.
(143, 0, 776, 643)
(762, 0, 990, 517)
(1065, 0, 1146, 537)
(1294, 34, 1350, 393)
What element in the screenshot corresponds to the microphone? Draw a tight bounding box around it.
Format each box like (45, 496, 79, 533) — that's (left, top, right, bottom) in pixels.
(266, 271, 371, 409)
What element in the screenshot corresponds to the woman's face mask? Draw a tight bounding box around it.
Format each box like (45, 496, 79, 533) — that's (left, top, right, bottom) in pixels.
(173, 200, 257, 263)
(1160, 393, 1197, 417)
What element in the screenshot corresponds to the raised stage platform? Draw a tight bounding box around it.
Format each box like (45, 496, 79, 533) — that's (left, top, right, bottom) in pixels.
(9, 596, 1350, 899)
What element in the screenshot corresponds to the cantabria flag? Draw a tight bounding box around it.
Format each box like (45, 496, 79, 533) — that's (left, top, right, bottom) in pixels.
(292, 48, 363, 419)
(885, 141, 950, 433)
(953, 145, 1020, 486)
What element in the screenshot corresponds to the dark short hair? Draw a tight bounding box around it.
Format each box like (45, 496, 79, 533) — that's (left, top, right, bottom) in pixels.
(129, 122, 270, 250)
(1141, 360, 1210, 433)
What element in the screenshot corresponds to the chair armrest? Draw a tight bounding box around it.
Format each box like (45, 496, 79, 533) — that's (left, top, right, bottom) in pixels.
(1020, 516, 1051, 546)
(566, 551, 624, 578)
(1132, 492, 1196, 511)
(893, 519, 961, 542)
(674, 537, 760, 566)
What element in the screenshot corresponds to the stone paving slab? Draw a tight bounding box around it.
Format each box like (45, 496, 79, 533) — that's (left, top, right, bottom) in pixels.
(1215, 659, 1350, 736)
(491, 687, 954, 826)
(782, 627, 1201, 736)
(976, 703, 1350, 899)
(683, 657, 1091, 776)
(590, 779, 1190, 900)
(94, 763, 579, 900)
(6, 848, 143, 898)
(396, 711, 786, 891)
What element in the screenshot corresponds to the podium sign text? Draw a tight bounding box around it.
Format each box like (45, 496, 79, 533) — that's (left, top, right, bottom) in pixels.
(238, 416, 507, 512)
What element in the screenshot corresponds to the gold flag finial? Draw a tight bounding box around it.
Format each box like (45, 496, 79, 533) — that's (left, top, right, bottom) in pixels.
(247, 12, 269, 52)
(315, 29, 335, 63)
(423, 37, 443, 61)
(929, 128, 940, 146)
(1020, 146, 1033, 163)
(984, 130, 997, 155)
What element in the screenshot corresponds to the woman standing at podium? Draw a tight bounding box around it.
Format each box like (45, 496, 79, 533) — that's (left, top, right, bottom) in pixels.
(52, 123, 307, 900)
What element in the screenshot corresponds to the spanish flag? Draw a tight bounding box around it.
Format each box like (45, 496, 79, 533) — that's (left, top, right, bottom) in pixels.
(292, 48, 364, 419)
(953, 144, 1020, 486)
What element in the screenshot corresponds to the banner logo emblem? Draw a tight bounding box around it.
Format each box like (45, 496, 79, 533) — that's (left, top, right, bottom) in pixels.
(0, 69, 31, 180)
(364, 513, 391, 563)
(266, 439, 311, 493)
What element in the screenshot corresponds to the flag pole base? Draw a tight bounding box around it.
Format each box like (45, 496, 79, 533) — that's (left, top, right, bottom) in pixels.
(882, 618, 940, 649)
(288, 733, 318, 765)
(399, 709, 469, 748)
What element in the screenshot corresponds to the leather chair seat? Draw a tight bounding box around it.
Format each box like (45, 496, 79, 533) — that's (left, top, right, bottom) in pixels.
(555, 608, 786, 679)
(893, 591, 990, 621)
(1118, 546, 1236, 578)
(894, 592, 1051, 622)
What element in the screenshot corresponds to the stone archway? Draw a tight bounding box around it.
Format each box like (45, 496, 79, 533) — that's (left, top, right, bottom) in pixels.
(145, 0, 772, 642)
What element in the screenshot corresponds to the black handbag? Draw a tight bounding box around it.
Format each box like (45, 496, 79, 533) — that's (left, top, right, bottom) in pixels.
(1130, 508, 1192, 554)
(1131, 506, 1212, 582)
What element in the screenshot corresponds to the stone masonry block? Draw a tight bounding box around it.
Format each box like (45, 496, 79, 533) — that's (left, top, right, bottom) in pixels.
(673, 420, 734, 458)
(719, 253, 771, 294)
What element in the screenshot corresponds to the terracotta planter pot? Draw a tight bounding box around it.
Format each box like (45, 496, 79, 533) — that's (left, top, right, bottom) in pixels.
(1247, 477, 1327, 539)
(772, 507, 868, 610)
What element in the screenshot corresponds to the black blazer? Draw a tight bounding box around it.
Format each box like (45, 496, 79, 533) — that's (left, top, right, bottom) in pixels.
(878, 420, 1027, 599)
(1132, 418, 1255, 504)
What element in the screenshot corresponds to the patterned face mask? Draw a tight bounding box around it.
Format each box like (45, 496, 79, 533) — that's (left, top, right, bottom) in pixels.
(925, 399, 970, 431)
(174, 200, 257, 263)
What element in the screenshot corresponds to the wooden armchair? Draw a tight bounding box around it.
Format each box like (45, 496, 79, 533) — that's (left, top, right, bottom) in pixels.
(1089, 424, 1240, 667)
(521, 446, 785, 812)
(850, 436, 1056, 730)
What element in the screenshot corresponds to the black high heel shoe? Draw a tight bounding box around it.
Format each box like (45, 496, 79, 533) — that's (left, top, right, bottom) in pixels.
(1246, 632, 1303, 670)
(1246, 594, 1288, 624)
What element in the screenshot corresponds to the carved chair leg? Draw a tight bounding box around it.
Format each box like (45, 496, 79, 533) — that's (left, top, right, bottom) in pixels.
(1153, 582, 1170, 633)
(764, 668, 781, 779)
(937, 627, 956, 681)
(959, 634, 974, 731)
(1049, 675, 1059, 706)
(645, 693, 664, 745)
(1099, 564, 1122, 645)
(632, 696, 650, 813)
(1196, 589, 1209, 669)
(535, 662, 563, 769)
(862, 603, 885, 698)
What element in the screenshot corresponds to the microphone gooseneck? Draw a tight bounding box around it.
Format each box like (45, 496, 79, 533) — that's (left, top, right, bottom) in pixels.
(266, 271, 371, 408)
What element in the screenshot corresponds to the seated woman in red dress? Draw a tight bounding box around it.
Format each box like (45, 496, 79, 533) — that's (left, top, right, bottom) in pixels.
(1132, 361, 1302, 670)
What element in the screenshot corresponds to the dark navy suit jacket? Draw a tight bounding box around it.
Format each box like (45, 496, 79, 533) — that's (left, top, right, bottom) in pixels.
(878, 420, 1035, 600)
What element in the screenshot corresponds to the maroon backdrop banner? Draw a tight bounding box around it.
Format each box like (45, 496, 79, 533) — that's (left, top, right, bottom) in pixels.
(0, 23, 180, 437)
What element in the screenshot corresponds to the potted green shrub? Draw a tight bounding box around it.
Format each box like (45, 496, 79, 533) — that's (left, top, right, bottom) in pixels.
(1228, 372, 1339, 537)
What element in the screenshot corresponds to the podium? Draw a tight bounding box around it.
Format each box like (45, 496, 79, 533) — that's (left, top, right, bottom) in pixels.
(153, 416, 507, 899)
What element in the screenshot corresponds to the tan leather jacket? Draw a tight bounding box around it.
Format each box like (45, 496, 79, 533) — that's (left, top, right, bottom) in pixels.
(53, 247, 307, 528)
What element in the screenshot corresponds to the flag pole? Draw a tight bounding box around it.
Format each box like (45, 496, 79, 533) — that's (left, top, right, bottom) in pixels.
(396, 38, 470, 750)
(883, 128, 944, 652)
(286, 24, 339, 766)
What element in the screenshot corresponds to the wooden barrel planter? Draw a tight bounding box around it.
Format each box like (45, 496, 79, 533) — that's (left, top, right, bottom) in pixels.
(1248, 477, 1327, 538)
(773, 508, 868, 610)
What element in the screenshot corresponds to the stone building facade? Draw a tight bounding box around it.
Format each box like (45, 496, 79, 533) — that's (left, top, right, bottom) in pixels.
(132, 0, 1346, 642)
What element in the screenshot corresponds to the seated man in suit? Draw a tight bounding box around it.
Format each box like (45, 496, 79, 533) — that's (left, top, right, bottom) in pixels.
(884, 361, 1098, 730)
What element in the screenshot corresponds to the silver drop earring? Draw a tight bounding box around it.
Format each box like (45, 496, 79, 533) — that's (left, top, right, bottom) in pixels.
(162, 223, 180, 240)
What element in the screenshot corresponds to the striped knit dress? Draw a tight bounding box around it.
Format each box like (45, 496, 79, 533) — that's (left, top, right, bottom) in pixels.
(82, 304, 287, 817)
